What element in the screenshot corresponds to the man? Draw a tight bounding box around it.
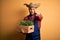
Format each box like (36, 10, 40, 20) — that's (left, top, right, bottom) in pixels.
(24, 3, 43, 40)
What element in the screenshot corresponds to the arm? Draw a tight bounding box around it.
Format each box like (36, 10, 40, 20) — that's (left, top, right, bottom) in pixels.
(24, 16, 28, 21)
(36, 13, 43, 21)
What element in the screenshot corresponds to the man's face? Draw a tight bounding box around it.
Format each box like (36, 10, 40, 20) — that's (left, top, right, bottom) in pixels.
(29, 7, 35, 15)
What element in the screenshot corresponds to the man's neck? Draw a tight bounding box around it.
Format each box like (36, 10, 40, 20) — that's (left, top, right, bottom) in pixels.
(29, 13, 33, 16)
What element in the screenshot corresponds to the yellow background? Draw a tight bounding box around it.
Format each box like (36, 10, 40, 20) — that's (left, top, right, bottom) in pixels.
(1, 0, 60, 40)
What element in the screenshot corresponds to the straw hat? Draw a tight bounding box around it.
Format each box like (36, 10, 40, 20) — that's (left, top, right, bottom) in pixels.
(24, 3, 40, 8)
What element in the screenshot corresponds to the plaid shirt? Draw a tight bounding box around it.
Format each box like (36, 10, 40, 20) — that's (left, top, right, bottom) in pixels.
(24, 13, 43, 29)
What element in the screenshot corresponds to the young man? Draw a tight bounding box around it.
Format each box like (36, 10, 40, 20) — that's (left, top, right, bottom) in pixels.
(24, 3, 43, 40)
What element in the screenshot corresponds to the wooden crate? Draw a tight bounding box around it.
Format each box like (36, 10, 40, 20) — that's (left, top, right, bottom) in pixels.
(20, 25, 34, 33)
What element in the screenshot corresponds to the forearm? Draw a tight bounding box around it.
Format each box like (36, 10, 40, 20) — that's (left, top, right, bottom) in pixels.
(35, 14, 43, 21)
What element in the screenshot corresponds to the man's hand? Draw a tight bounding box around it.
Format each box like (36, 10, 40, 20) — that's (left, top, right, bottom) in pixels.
(35, 10, 41, 16)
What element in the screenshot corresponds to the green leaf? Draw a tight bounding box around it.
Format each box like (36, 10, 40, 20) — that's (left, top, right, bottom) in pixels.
(19, 20, 34, 26)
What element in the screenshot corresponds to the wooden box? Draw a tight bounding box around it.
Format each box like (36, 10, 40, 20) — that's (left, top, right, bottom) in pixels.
(20, 25, 34, 33)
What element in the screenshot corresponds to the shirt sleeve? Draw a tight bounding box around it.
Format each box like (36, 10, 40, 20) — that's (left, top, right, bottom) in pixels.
(24, 16, 28, 21)
(36, 13, 43, 21)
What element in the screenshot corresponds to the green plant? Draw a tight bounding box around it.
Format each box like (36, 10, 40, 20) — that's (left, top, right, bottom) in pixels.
(19, 20, 34, 26)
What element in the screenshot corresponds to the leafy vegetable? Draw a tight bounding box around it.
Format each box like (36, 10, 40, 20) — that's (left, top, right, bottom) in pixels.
(19, 20, 34, 26)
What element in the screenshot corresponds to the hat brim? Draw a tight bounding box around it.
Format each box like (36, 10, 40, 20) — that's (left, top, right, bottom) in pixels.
(24, 3, 40, 8)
